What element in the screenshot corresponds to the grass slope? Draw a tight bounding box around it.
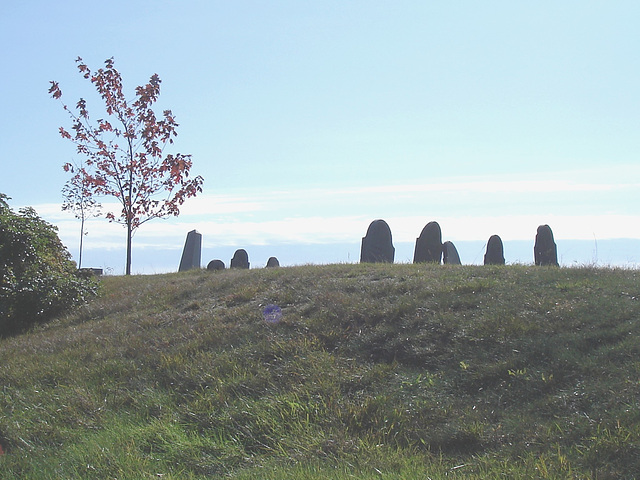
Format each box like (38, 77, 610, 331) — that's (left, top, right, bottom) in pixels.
(0, 263, 639, 479)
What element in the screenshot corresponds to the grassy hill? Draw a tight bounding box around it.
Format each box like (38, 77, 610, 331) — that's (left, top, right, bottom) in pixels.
(0, 263, 639, 479)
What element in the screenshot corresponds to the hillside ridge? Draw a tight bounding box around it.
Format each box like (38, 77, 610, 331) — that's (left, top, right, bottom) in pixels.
(0, 264, 638, 478)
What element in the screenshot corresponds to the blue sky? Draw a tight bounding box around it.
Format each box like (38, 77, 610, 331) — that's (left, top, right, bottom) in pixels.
(1, 1, 639, 273)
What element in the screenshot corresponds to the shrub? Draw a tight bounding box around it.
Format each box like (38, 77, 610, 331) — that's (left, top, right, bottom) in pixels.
(0, 194, 96, 334)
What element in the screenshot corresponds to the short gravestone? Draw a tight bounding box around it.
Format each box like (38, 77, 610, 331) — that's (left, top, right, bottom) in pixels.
(413, 221, 442, 264)
(442, 241, 461, 265)
(534, 224, 559, 266)
(484, 234, 505, 265)
(78, 268, 103, 277)
(266, 257, 280, 268)
(360, 219, 395, 263)
(178, 229, 202, 271)
(207, 259, 225, 271)
(230, 249, 250, 269)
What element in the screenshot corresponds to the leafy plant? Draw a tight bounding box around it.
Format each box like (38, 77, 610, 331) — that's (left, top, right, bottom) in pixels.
(0, 194, 96, 334)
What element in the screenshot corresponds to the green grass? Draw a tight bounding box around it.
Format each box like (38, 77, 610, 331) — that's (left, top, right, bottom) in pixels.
(1, 263, 639, 478)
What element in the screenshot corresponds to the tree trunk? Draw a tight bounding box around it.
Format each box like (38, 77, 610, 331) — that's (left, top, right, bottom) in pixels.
(126, 156, 134, 276)
(78, 216, 85, 270)
(126, 220, 132, 275)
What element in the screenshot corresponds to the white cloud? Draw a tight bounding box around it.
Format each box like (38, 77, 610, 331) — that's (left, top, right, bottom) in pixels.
(385, 214, 640, 242)
(29, 169, 640, 258)
(328, 178, 625, 196)
(52, 213, 640, 257)
(176, 193, 265, 216)
(174, 169, 640, 219)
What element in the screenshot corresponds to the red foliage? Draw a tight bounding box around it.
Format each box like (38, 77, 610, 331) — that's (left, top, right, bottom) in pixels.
(51, 57, 204, 274)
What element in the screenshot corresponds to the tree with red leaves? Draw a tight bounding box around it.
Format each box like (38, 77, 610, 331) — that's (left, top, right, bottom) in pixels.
(50, 57, 204, 275)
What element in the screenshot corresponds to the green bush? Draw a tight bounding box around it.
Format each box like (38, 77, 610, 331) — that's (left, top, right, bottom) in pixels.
(0, 194, 96, 334)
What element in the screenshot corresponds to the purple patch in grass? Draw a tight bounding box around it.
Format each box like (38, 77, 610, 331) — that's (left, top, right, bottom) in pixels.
(262, 304, 282, 324)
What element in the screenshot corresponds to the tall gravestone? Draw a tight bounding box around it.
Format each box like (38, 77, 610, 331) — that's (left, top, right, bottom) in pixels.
(230, 249, 250, 269)
(413, 221, 442, 264)
(178, 230, 202, 271)
(207, 259, 225, 271)
(484, 234, 505, 265)
(266, 257, 280, 268)
(360, 219, 395, 263)
(534, 225, 559, 266)
(442, 241, 461, 265)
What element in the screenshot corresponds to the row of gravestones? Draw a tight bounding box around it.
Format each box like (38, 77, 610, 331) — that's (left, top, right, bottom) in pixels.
(179, 221, 559, 272)
(360, 219, 558, 266)
(206, 250, 280, 271)
(178, 230, 280, 272)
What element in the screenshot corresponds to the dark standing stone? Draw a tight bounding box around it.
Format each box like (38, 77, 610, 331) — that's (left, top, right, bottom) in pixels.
(230, 249, 250, 269)
(360, 219, 395, 263)
(207, 259, 225, 271)
(484, 235, 505, 265)
(413, 221, 442, 264)
(266, 257, 280, 268)
(534, 225, 559, 266)
(178, 230, 202, 271)
(442, 241, 461, 265)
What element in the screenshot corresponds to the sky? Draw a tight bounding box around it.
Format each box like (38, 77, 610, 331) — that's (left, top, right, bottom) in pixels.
(1, 1, 639, 273)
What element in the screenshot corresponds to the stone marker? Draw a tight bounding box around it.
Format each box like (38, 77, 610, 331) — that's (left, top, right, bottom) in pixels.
(178, 229, 202, 271)
(79, 268, 103, 277)
(484, 234, 505, 265)
(207, 259, 225, 271)
(360, 219, 395, 263)
(413, 221, 443, 264)
(534, 224, 559, 266)
(266, 257, 280, 268)
(230, 249, 250, 269)
(442, 241, 461, 265)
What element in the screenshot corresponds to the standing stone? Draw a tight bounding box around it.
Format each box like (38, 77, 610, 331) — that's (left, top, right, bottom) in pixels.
(230, 249, 250, 269)
(360, 219, 395, 263)
(484, 235, 505, 265)
(207, 259, 225, 271)
(413, 221, 442, 264)
(534, 225, 559, 266)
(178, 230, 202, 271)
(266, 257, 280, 268)
(442, 241, 461, 265)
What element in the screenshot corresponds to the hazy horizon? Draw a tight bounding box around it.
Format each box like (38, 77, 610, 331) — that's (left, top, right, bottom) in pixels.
(60, 235, 640, 276)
